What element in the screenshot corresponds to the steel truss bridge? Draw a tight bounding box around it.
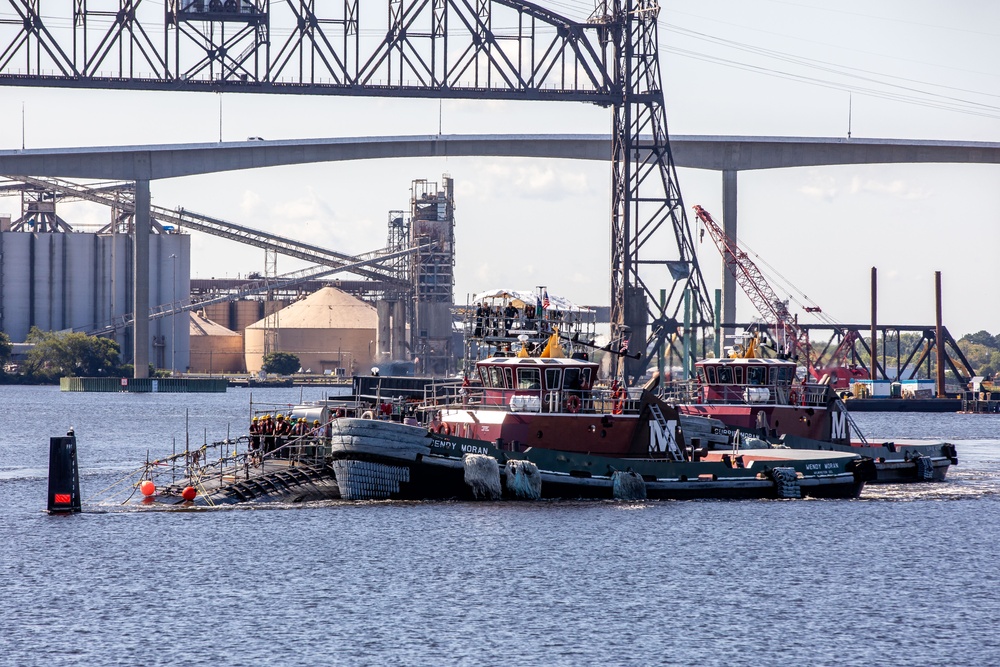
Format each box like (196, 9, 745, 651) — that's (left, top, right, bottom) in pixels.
(724, 322, 976, 389)
(0, 0, 707, 380)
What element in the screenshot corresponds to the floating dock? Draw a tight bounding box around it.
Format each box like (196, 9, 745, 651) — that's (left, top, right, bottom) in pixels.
(60, 377, 228, 393)
(960, 394, 1000, 414)
(843, 398, 962, 412)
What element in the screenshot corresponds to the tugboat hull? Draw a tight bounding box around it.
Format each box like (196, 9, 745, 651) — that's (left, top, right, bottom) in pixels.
(328, 418, 870, 501)
(780, 436, 955, 483)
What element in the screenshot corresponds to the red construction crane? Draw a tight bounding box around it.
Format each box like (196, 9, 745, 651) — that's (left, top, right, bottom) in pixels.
(692, 205, 869, 387)
(692, 205, 809, 363)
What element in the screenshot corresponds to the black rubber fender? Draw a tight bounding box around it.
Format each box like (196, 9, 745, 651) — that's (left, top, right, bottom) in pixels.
(847, 457, 878, 483)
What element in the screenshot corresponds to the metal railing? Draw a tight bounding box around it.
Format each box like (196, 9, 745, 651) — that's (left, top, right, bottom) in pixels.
(660, 381, 830, 408)
(419, 380, 640, 416)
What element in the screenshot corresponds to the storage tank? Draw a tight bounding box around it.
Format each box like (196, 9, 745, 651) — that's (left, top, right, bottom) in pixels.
(0, 230, 191, 371)
(244, 286, 377, 374)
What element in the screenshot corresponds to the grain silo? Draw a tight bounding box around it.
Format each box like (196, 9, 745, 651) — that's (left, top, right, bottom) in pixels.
(0, 228, 190, 372)
(244, 286, 377, 375)
(189, 311, 244, 374)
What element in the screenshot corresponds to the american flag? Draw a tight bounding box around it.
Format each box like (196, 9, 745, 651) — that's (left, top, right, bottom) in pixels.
(542, 290, 550, 309)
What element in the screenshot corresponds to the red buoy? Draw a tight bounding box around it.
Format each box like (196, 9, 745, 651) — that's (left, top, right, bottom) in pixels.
(140, 480, 156, 497)
(181, 486, 197, 502)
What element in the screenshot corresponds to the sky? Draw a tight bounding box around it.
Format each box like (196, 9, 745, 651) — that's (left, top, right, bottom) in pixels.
(0, 0, 998, 338)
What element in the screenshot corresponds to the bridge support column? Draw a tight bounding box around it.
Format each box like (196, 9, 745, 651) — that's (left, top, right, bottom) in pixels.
(721, 169, 738, 343)
(376, 301, 391, 362)
(391, 300, 407, 360)
(133, 179, 150, 378)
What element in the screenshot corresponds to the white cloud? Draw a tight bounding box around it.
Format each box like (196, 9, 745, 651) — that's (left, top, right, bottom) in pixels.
(466, 162, 591, 202)
(798, 182, 838, 201)
(850, 176, 932, 200)
(798, 173, 931, 203)
(240, 190, 262, 215)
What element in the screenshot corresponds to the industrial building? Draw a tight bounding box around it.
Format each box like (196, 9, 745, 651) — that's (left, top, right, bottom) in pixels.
(0, 174, 457, 377)
(189, 311, 243, 374)
(244, 286, 377, 375)
(0, 204, 191, 372)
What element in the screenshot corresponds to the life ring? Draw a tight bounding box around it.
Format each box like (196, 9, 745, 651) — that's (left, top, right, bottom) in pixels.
(435, 422, 452, 436)
(565, 395, 582, 414)
(789, 390, 799, 406)
(360, 410, 375, 420)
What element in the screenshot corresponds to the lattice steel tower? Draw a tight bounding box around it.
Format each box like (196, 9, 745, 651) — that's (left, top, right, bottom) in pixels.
(409, 176, 455, 376)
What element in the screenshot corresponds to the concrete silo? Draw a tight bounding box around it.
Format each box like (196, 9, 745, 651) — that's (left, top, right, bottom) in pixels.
(244, 286, 376, 375)
(0, 228, 190, 372)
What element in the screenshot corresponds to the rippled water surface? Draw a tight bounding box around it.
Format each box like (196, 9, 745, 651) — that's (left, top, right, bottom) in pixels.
(3, 386, 1000, 666)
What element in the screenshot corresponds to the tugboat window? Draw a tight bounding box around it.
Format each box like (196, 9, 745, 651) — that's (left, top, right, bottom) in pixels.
(545, 368, 562, 390)
(479, 367, 491, 387)
(489, 366, 504, 388)
(564, 368, 582, 390)
(518, 368, 541, 390)
(747, 366, 765, 385)
(706, 366, 717, 383)
(717, 366, 732, 384)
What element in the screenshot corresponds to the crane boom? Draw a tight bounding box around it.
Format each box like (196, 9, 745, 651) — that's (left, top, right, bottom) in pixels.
(692, 205, 810, 364)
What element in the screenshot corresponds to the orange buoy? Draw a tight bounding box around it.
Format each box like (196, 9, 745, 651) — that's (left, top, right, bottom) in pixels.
(181, 486, 197, 502)
(140, 480, 156, 497)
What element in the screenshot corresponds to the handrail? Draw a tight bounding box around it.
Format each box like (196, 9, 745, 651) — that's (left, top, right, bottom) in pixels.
(660, 380, 829, 408)
(421, 381, 640, 415)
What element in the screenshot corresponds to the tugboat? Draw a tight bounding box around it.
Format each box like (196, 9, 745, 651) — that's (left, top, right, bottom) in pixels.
(665, 333, 957, 483)
(325, 289, 875, 501)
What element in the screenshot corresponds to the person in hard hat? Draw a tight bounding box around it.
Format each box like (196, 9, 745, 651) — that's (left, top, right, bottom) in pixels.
(262, 414, 275, 454)
(249, 416, 261, 451)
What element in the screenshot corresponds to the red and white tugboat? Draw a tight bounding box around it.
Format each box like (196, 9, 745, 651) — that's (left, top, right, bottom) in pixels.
(668, 335, 957, 483)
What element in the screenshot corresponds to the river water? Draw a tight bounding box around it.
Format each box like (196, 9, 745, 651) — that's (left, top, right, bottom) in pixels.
(3, 385, 999, 666)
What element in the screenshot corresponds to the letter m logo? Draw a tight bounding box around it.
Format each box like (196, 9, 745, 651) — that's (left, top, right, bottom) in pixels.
(831, 410, 848, 442)
(649, 419, 681, 458)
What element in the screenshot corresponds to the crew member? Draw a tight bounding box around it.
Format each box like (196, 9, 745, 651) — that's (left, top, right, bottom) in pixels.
(249, 416, 261, 452)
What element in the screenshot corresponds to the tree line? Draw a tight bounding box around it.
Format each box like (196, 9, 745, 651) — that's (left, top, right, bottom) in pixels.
(0, 329, 302, 383)
(958, 331, 1000, 380)
(0, 328, 132, 383)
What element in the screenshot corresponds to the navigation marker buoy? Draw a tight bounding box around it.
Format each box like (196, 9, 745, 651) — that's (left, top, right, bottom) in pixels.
(140, 480, 156, 497)
(181, 486, 197, 501)
(47, 430, 82, 514)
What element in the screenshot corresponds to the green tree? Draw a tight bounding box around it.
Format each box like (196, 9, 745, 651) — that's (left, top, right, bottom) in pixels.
(0, 331, 11, 372)
(23, 328, 122, 380)
(961, 330, 1000, 350)
(262, 351, 300, 375)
